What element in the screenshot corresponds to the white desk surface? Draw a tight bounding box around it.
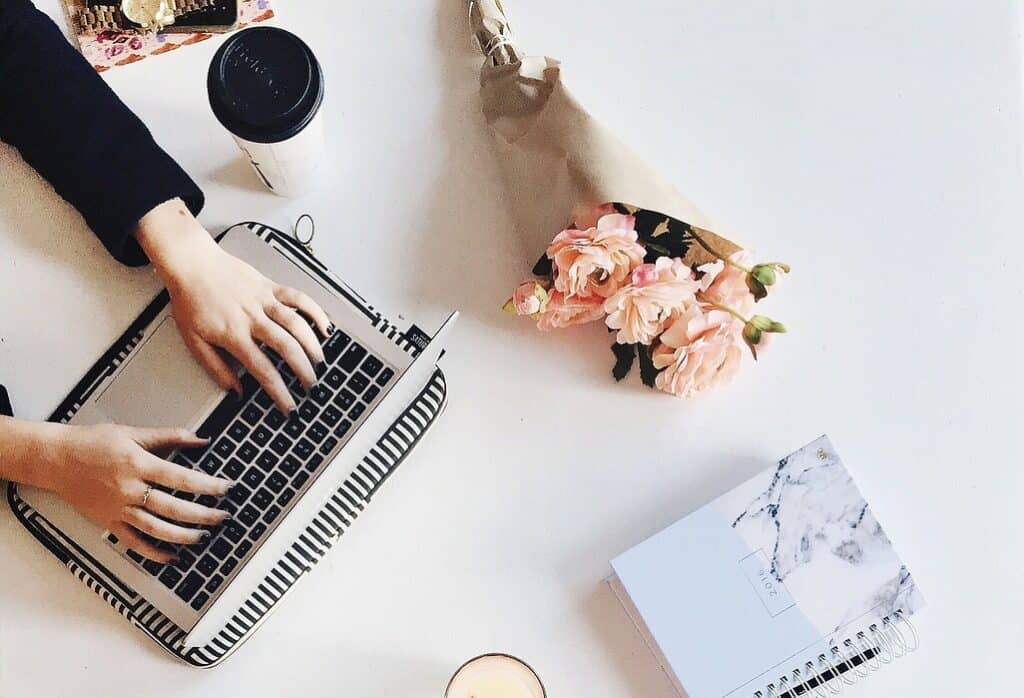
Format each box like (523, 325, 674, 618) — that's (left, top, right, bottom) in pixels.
(1, 1, 1021, 696)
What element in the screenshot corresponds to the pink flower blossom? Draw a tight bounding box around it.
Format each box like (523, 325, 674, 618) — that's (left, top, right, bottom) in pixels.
(630, 263, 659, 287)
(603, 257, 700, 345)
(129, 36, 144, 50)
(508, 280, 548, 316)
(697, 250, 755, 316)
(571, 202, 618, 230)
(652, 304, 743, 397)
(547, 213, 645, 300)
(104, 44, 125, 59)
(536, 290, 605, 331)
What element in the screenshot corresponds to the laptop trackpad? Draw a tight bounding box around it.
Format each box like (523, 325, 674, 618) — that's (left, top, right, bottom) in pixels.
(93, 315, 224, 429)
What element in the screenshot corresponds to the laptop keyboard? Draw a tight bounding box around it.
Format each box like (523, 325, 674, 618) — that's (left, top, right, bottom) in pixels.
(113, 328, 396, 612)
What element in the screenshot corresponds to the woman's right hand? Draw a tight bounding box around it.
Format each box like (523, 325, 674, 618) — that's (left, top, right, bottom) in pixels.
(42, 423, 235, 563)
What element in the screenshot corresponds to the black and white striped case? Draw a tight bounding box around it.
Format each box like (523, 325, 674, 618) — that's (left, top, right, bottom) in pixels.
(5, 223, 448, 667)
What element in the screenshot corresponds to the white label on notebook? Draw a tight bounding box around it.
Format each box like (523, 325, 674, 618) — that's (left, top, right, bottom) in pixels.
(738, 549, 796, 617)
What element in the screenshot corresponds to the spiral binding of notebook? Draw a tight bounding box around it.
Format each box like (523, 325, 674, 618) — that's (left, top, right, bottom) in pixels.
(753, 609, 919, 698)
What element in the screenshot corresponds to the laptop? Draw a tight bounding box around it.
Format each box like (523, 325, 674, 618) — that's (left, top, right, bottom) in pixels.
(16, 224, 457, 649)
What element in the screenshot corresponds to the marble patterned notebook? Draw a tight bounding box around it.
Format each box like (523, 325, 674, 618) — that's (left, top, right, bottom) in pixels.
(609, 436, 925, 698)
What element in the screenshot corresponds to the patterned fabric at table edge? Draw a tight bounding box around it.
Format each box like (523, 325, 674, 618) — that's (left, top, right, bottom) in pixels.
(5, 222, 449, 667)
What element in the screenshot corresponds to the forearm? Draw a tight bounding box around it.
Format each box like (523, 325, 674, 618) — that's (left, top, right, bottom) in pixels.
(0, 0, 204, 266)
(135, 198, 219, 292)
(0, 416, 66, 491)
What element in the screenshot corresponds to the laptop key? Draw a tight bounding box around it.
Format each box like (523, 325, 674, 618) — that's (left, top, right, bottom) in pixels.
(376, 367, 395, 386)
(321, 405, 343, 427)
(277, 488, 296, 506)
(307, 421, 328, 443)
(361, 355, 384, 378)
(363, 385, 381, 403)
(252, 488, 274, 508)
(175, 548, 197, 570)
(158, 566, 182, 589)
(349, 402, 366, 421)
(263, 505, 281, 523)
(335, 389, 356, 410)
(294, 438, 315, 460)
(248, 522, 268, 541)
(280, 455, 301, 476)
(298, 402, 319, 422)
(238, 442, 259, 462)
(339, 343, 367, 372)
(238, 505, 260, 526)
(267, 472, 287, 493)
(265, 409, 286, 429)
(223, 520, 247, 543)
(220, 557, 238, 575)
(325, 368, 346, 390)
(242, 467, 264, 490)
(270, 434, 293, 456)
(143, 559, 164, 576)
(305, 453, 325, 472)
(236, 540, 253, 557)
(223, 458, 245, 479)
(257, 450, 278, 471)
(175, 572, 205, 602)
(197, 494, 218, 508)
(205, 575, 224, 593)
(190, 592, 210, 611)
(211, 537, 232, 559)
(252, 426, 272, 446)
(200, 454, 222, 475)
(213, 438, 235, 459)
(255, 391, 274, 409)
(240, 373, 260, 401)
(310, 384, 332, 405)
(241, 404, 263, 426)
(347, 372, 369, 394)
(197, 554, 218, 576)
(227, 421, 250, 442)
(284, 416, 304, 438)
(292, 471, 310, 489)
(323, 330, 351, 362)
(319, 436, 338, 455)
(337, 419, 352, 437)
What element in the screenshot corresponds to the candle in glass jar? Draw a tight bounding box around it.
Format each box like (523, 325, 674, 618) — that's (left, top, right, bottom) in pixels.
(445, 654, 546, 698)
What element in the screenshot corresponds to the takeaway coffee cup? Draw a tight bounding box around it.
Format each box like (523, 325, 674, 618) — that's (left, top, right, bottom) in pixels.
(208, 27, 326, 197)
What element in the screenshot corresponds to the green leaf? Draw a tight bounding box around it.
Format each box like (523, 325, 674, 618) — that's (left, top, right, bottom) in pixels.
(532, 254, 552, 277)
(637, 343, 661, 388)
(611, 342, 636, 382)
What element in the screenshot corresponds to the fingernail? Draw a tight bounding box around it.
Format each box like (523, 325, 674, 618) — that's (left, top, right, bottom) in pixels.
(200, 530, 211, 540)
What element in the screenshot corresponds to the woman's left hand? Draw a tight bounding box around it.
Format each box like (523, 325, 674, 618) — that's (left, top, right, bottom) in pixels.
(136, 199, 333, 414)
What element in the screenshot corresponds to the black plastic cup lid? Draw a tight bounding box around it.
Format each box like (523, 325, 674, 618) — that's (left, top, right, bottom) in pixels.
(208, 27, 324, 144)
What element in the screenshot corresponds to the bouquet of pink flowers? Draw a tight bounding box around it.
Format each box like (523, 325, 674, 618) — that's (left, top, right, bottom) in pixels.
(470, 0, 788, 396)
(503, 203, 787, 397)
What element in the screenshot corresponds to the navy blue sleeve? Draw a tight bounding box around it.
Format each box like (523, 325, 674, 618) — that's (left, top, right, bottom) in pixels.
(0, 386, 11, 417)
(0, 0, 204, 266)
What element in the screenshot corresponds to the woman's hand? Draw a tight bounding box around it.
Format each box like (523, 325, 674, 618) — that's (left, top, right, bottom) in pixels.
(0, 418, 234, 563)
(136, 199, 332, 413)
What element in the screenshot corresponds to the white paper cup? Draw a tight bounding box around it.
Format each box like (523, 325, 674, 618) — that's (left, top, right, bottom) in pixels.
(208, 27, 325, 197)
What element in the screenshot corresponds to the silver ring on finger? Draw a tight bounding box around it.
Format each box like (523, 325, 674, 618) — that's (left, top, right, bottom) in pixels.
(140, 484, 154, 509)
